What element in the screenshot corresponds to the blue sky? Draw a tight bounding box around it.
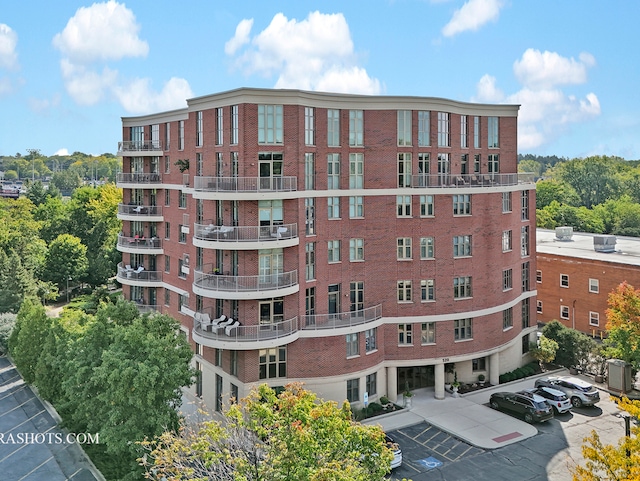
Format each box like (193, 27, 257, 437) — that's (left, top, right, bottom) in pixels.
(1, 0, 639, 159)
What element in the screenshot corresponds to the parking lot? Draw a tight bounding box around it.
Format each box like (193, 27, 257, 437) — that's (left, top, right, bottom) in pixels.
(386, 388, 627, 481)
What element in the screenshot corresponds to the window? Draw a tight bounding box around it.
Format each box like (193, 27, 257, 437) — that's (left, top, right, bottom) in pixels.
(328, 197, 340, 219)
(164, 288, 170, 306)
(522, 335, 530, 354)
(397, 238, 412, 259)
(397, 195, 412, 217)
(230, 350, 238, 376)
(521, 226, 530, 256)
(437, 112, 450, 147)
(454, 318, 472, 340)
(502, 192, 512, 213)
(305, 198, 315, 235)
(522, 261, 530, 292)
(215, 374, 222, 412)
(536, 270, 542, 283)
(502, 230, 512, 252)
(327, 109, 340, 146)
(398, 110, 412, 146)
(365, 328, 377, 352)
(346, 333, 359, 357)
(488, 154, 499, 175)
(473, 154, 481, 173)
(522, 298, 530, 328)
(537, 300, 543, 313)
(421, 322, 435, 344)
(231, 105, 238, 144)
(503, 268, 513, 291)
(349, 153, 364, 188)
(349, 110, 363, 146)
(417, 153, 430, 186)
(178, 120, 184, 150)
(178, 258, 186, 279)
(420, 237, 435, 259)
(453, 194, 471, 215)
(487, 116, 499, 148)
(346, 379, 359, 402)
(453, 235, 472, 257)
(398, 153, 412, 187)
(164, 155, 170, 174)
(216, 108, 224, 145)
(305, 107, 315, 145)
(560, 305, 570, 320)
(305, 153, 315, 190)
(179, 225, 186, 243)
(164, 222, 170, 240)
(460, 115, 468, 148)
(328, 240, 341, 263)
(418, 111, 430, 146)
(215, 348, 222, 367)
(590, 312, 600, 326)
(196, 111, 203, 147)
(259, 347, 286, 379)
(366, 373, 377, 396)
(560, 274, 569, 288)
(216, 152, 223, 176)
(164, 256, 170, 273)
(461, 154, 469, 174)
(165, 122, 171, 150)
(521, 190, 530, 220)
(472, 357, 486, 371)
(421, 279, 435, 301)
(258, 105, 283, 144)
(398, 324, 412, 345)
(589, 278, 599, 293)
(196, 152, 203, 176)
(420, 195, 434, 216)
(397, 280, 412, 302)
(305, 242, 315, 281)
(165, 189, 171, 206)
(503, 307, 513, 330)
(179, 191, 187, 209)
(453, 276, 472, 299)
(327, 153, 340, 189)
(350, 238, 364, 261)
(473, 116, 480, 148)
(349, 196, 364, 218)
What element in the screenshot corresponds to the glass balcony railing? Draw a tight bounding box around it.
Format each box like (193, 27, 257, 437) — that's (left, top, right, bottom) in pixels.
(194, 266, 298, 293)
(194, 176, 297, 192)
(194, 222, 297, 242)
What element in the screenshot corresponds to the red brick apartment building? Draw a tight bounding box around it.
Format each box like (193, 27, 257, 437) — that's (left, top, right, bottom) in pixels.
(536, 228, 640, 338)
(116, 88, 537, 409)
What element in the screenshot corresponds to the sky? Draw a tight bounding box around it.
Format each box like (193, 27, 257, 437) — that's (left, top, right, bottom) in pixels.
(1, 0, 639, 159)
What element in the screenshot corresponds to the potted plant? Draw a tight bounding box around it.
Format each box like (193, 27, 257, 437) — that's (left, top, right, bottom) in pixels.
(451, 372, 461, 398)
(478, 373, 486, 385)
(402, 382, 413, 408)
(175, 158, 190, 173)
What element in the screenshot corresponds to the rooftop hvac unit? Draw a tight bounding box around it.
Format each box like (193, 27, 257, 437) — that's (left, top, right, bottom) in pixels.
(593, 235, 616, 253)
(555, 226, 573, 241)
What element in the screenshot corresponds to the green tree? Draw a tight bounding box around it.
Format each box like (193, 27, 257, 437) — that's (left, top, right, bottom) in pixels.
(518, 159, 544, 178)
(529, 336, 559, 366)
(536, 179, 580, 210)
(0, 249, 38, 313)
(42, 233, 88, 291)
(0, 312, 17, 355)
(8, 299, 50, 383)
(33, 196, 70, 244)
(542, 320, 595, 370)
(604, 282, 640, 371)
(50, 169, 82, 194)
(554, 156, 623, 209)
(140, 383, 394, 481)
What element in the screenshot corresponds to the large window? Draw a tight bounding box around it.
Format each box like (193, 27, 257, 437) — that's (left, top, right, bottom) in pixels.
(453, 235, 472, 257)
(349, 196, 364, 218)
(346, 379, 359, 403)
(305, 107, 315, 145)
(502, 192, 512, 213)
(521, 226, 530, 256)
(196, 111, 203, 147)
(366, 373, 377, 396)
(327, 109, 340, 146)
(398, 110, 412, 146)
(327, 154, 340, 189)
(521, 190, 530, 220)
(473, 116, 480, 148)
(349, 153, 364, 188)
(398, 324, 412, 345)
(305, 198, 315, 235)
(421, 322, 435, 344)
(397, 195, 411, 217)
(349, 110, 363, 146)
(216, 108, 223, 145)
(421, 279, 435, 301)
(420, 237, 435, 259)
(488, 154, 499, 175)
(522, 261, 530, 292)
(365, 328, 377, 352)
(231, 105, 238, 144)
(398, 153, 412, 187)
(453, 276, 472, 299)
(453, 194, 471, 215)
(418, 111, 430, 146)
(503, 269, 513, 291)
(178, 120, 184, 150)
(328, 240, 341, 263)
(418, 153, 430, 186)
(460, 115, 468, 148)
(420, 195, 434, 216)
(488, 116, 499, 148)
(437, 112, 450, 147)
(397, 280, 412, 302)
(305, 153, 315, 190)
(328, 197, 340, 219)
(259, 347, 286, 379)
(454, 318, 472, 340)
(502, 230, 512, 252)
(522, 298, 530, 328)
(350, 238, 364, 261)
(397, 238, 412, 259)
(258, 105, 283, 144)
(305, 242, 315, 280)
(346, 332, 359, 357)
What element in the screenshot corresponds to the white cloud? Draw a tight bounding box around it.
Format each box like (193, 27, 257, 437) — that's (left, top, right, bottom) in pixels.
(225, 18, 253, 55)
(112, 77, 193, 114)
(28, 93, 61, 113)
(513, 48, 596, 89)
(442, 0, 503, 37)
(475, 50, 601, 151)
(0, 24, 18, 70)
(227, 11, 382, 94)
(59, 58, 118, 106)
(54, 148, 70, 156)
(52, 0, 148, 64)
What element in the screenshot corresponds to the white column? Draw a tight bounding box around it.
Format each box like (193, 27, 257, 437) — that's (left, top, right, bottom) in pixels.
(489, 352, 500, 386)
(387, 366, 398, 403)
(434, 362, 445, 400)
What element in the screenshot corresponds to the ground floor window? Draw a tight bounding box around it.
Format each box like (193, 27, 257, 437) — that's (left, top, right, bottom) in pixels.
(347, 378, 359, 402)
(259, 347, 287, 379)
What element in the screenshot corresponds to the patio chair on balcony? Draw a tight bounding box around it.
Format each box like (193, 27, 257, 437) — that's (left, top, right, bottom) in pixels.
(213, 316, 232, 334)
(225, 319, 240, 336)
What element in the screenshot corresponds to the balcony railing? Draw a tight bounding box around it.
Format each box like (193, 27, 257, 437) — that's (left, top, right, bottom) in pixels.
(117, 172, 162, 184)
(302, 304, 383, 330)
(194, 266, 298, 293)
(118, 204, 162, 216)
(194, 222, 297, 242)
(135, 303, 160, 314)
(193, 316, 298, 344)
(194, 176, 297, 192)
(117, 263, 163, 282)
(410, 172, 535, 188)
(117, 234, 162, 250)
(118, 140, 163, 152)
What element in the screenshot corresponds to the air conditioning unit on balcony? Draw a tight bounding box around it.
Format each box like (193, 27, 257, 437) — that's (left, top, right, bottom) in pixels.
(181, 255, 190, 275)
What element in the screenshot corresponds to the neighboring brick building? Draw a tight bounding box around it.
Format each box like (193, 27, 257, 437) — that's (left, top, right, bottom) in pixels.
(536, 228, 640, 338)
(116, 87, 537, 410)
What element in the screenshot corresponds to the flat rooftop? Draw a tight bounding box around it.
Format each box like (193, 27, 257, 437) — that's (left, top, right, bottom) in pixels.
(537, 229, 640, 266)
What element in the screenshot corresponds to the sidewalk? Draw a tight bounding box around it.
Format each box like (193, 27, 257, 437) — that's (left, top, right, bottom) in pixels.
(365, 370, 576, 449)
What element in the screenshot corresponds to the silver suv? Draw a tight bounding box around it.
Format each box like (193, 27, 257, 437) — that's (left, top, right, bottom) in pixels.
(534, 376, 600, 408)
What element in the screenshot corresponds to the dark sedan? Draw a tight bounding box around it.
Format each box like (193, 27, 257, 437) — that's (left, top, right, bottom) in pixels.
(489, 391, 554, 423)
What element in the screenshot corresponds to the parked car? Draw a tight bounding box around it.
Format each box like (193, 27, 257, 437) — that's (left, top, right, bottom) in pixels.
(534, 376, 600, 408)
(489, 392, 554, 423)
(385, 434, 403, 469)
(519, 387, 572, 414)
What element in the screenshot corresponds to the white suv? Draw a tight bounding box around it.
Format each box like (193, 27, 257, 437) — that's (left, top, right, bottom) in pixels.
(534, 376, 600, 408)
(520, 387, 572, 414)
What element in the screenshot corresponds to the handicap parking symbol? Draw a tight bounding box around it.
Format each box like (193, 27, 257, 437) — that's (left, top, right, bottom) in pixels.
(416, 456, 443, 470)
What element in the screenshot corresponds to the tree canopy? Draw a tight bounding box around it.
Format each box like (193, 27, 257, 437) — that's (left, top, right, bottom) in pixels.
(604, 282, 640, 371)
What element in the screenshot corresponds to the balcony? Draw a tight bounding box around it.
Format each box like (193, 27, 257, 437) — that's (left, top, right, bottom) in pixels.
(193, 222, 299, 250)
(193, 266, 299, 300)
(192, 176, 298, 201)
(117, 204, 163, 221)
(117, 263, 163, 286)
(116, 234, 163, 254)
(302, 305, 383, 331)
(410, 172, 535, 188)
(191, 315, 299, 350)
(116, 172, 163, 187)
(135, 303, 160, 315)
(117, 140, 163, 155)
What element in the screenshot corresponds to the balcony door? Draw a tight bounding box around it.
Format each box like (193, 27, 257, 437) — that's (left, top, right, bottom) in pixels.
(259, 249, 283, 285)
(258, 153, 283, 190)
(259, 298, 284, 329)
(328, 284, 341, 318)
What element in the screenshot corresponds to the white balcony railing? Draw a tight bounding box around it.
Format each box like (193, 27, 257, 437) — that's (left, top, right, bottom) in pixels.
(302, 304, 383, 330)
(116, 172, 162, 184)
(194, 266, 298, 293)
(117, 234, 162, 250)
(118, 204, 162, 216)
(193, 176, 297, 193)
(117, 140, 163, 153)
(117, 263, 163, 283)
(194, 222, 297, 243)
(193, 316, 298, 344)
(409, 172, 535, 188)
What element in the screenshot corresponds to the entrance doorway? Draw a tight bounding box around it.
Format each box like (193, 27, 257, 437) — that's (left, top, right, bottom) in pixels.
(397, 366, 435, 393)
